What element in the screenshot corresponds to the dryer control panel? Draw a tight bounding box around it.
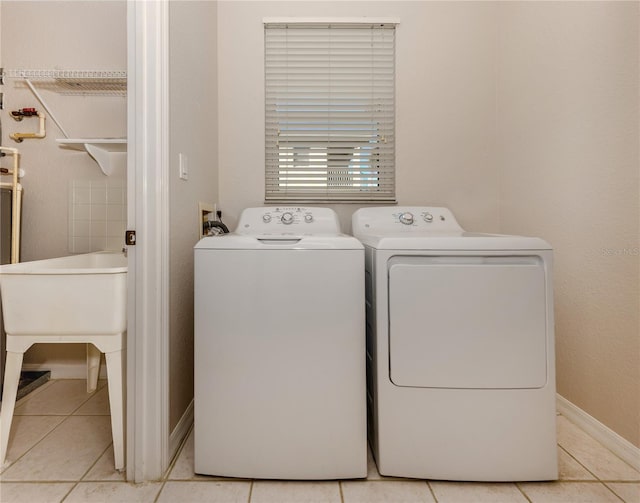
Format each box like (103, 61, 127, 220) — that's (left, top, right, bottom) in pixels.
(236, 207, 342, 235)
(352, 206, 464, 234)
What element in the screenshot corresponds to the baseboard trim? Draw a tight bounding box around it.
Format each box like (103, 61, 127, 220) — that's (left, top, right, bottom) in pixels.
(557, 394, 640, 471)
(22, 362, 107, 380)
(169, 399, 194, 462)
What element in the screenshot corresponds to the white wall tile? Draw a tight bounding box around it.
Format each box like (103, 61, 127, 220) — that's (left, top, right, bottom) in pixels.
(90, 186, 107, 204)
(69, 180, 126, 253)
(90, 204, 107, 221)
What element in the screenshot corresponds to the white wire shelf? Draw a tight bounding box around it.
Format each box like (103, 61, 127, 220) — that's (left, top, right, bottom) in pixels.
(2, 69, 127, 96)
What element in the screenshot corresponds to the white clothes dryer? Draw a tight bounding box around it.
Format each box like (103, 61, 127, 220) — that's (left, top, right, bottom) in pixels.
(194, 207, 367, 480)
(352, 207, 557, 481)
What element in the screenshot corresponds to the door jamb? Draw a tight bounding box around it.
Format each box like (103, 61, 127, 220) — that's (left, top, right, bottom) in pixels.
(126, 0, 170, 482)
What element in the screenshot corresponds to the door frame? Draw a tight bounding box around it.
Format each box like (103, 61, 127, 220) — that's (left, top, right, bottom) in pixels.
(126, 0, 170, 482)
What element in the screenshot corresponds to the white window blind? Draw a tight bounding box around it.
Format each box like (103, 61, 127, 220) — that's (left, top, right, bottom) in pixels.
(265, 22, 396, 202)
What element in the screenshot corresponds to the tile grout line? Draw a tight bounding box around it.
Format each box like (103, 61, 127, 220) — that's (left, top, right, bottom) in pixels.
(11, 379, 56, 409)
(558, 413, 640, 484)
(79, 443, 114, 482)
(68, 382, 105, 417)
(247, 480, 254, 503)
(164, 424, 194, 481)
(60, 479, 81, 502)
(154, 421, 185, 503)
(517, 480, 639, 503)
(558, 443, 616, 483)
(558, 443, 601, 480)
(153, 478, 169, 503)
(425, 480, 438, 502)
(514, 482, 533, 502)
(601, 482, 630, 503)
(3, 378, 57, 437)
(558, 415, 640, 478)
(0, 413, 70, 477)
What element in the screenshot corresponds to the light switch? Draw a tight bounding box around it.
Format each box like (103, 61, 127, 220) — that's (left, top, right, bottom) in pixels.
(179, 153, 189, 180)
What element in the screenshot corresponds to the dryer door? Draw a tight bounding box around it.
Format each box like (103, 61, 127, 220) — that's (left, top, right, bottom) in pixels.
(388, 255, 548, 389)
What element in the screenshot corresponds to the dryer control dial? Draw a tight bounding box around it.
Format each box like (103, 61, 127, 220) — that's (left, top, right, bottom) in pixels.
(262, 214, 272, 223)
(281, 212, 295, 225)
(399, 212, 414, 225)
(304, 214, 314, 223)
(423, 212, 434, 223)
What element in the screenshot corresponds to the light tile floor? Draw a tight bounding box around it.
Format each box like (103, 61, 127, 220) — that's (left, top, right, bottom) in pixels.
(1, 379, 639, 502)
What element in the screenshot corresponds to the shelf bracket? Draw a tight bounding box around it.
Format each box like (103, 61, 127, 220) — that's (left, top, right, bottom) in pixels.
(57, 139, 127, 176)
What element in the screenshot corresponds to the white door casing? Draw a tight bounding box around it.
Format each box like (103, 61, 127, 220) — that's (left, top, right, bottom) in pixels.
(126, 0, 170, 482)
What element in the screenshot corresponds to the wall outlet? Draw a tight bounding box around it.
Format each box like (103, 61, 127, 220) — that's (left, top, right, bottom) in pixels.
(198, 201, 215, 239)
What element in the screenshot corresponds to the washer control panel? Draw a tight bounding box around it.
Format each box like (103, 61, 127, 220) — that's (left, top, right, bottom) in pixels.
(352, 206, 464, 233)
(237, 207, 341, 235)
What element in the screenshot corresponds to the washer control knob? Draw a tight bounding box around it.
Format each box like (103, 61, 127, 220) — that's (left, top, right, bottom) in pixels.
(423, 212, 433, 223)
(304, 214, 314, 223)
(399, 212, 414, 225)
(262, 214, 272, 223)
(281, 212, 294, 225)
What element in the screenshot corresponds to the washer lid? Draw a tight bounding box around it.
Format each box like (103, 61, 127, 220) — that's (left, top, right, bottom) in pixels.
(194, 234, 363, 250)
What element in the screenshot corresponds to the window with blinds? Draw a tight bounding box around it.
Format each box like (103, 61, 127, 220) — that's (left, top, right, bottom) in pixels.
(265, 22, 396, 202)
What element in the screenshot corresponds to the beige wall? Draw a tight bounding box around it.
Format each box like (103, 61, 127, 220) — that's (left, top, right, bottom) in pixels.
(218, 1, 501, 234)
(497, 1, 639, 447)
(1, 1, 127, 368)
(168, 0, 219, 431)
(217, 1, 639, 447)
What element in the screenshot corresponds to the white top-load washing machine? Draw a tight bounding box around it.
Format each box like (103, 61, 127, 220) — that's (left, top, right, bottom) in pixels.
(194, 207, 367, 480)
(352, 207, 557, 481)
